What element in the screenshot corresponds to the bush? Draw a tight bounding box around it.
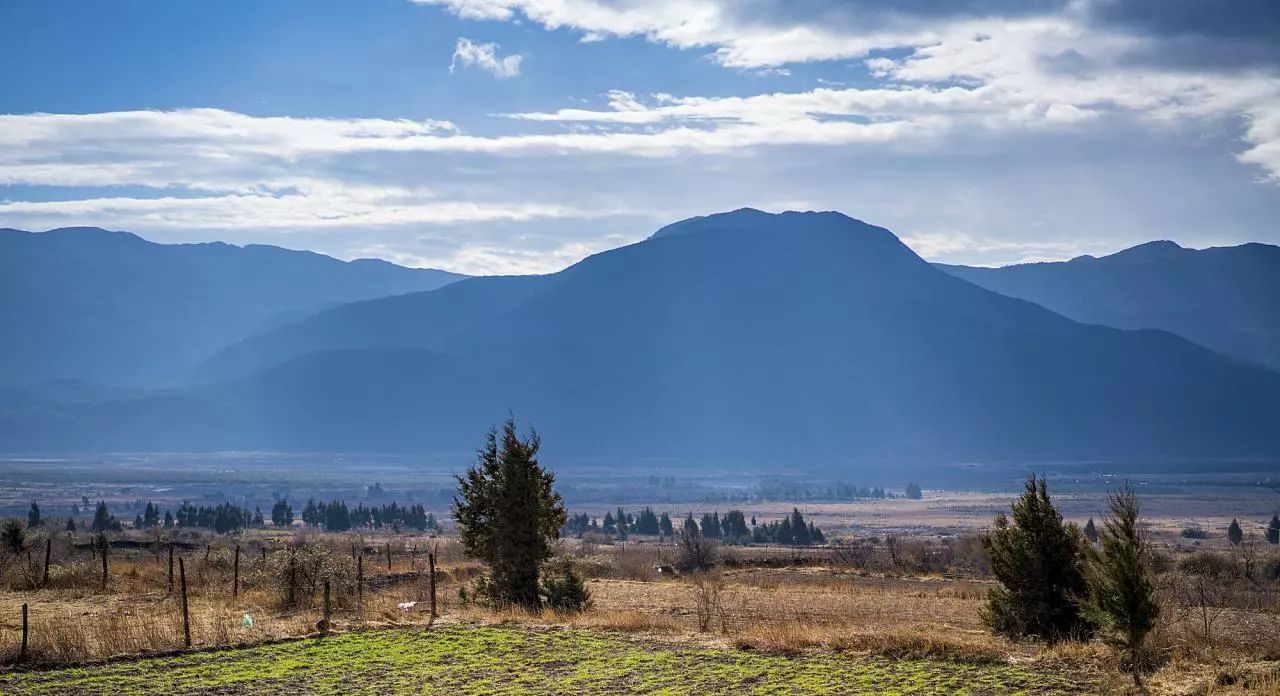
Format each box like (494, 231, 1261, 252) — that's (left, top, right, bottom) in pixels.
(261, 541, 356, 608)
(1180, 528, 1208, 540)
(1177, 551, 1236, 579)
(675, 527, 718, 573)
(1258, 552, 1280, 581)
(541, 559, 591, 612)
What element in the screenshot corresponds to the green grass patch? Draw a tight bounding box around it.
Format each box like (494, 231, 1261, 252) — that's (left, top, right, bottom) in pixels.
(0, 625, 1092, 695)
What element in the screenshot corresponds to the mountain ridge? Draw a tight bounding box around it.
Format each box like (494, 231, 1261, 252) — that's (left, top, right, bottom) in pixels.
(6, 209, 1279, 464)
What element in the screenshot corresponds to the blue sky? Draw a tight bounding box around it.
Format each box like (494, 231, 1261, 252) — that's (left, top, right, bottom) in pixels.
(2, 0, 1279, 274)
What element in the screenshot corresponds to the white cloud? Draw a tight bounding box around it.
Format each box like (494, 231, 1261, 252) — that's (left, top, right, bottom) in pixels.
(450, 37, 523, 78)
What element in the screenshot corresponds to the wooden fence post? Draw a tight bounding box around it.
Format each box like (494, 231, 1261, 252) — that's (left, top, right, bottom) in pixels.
(20, 603, 28, 660)
(42, 538, 51, 586)
(100, 538, 108, 592)
(233, 545, 241, 598)
(356, 555, 364, 614)
(179, 558, 191, 648)
(167, 544, 174, 595)
(386, 543, 392, 572)
(322, 580, 331, 634)
(428, 553, 437, 619)
(287, 550, 296, 607)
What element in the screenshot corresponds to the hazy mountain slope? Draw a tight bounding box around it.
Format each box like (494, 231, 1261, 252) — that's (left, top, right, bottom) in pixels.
(939, 241, 1280, 371)
(4, 210, 1279, 464)
(0, 227, 466, 388)
(196, 274, 546, 381)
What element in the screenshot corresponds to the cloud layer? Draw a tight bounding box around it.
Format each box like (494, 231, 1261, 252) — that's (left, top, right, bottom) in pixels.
(1, 0, 1278, 273)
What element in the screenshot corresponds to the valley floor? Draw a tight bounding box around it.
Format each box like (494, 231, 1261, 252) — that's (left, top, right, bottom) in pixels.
(0, 623, 1093, 695)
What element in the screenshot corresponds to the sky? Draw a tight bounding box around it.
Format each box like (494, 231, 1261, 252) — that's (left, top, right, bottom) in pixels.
(2, 0, 1279, 275)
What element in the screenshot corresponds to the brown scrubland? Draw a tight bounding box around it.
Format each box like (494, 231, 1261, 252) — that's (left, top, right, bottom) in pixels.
(1, 509, 1279, 695)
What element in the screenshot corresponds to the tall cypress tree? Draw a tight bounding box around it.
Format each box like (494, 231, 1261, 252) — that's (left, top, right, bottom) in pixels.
(1084, 486, 1159, 685)
(981, 476, 1093, 641)
(454, 418, 566, 609)
(1227, 518, 1243, 546)
(1267, 514, 1280, 545)
(1083, 518, 1099, 544)
(91, 501, 113, 533)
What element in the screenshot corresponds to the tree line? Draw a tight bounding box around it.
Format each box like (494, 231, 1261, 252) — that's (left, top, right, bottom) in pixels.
(561, 507, 825, 545)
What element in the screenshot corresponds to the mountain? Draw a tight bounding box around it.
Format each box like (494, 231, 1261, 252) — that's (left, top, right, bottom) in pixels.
(938, 241, 1280, 371)
(0, 227, 466, 389)
(4, 210, 1280, 464)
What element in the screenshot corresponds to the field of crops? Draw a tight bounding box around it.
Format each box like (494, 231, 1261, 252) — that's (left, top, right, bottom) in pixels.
(0, 624, 1093, 695)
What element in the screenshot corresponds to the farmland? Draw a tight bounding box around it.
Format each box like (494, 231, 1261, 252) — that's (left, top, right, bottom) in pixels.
(0, 623, 1092, 695)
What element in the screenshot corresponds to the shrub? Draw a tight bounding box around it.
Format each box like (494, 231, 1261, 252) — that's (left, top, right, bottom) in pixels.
(541, 559, 591, 612)
(675, 526, 718, 573)
(1180, 528, 1208, 540)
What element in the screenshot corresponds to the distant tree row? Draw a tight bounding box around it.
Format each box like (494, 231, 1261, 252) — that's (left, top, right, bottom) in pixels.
(755, 478, 921, 502)
(563, 507, 825, 546)
(297, 499, 437, 532)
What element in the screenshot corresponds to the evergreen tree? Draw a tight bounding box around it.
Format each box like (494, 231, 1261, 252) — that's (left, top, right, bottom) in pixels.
(1084, 486, 1159, 685)
(602, 511, 617, 535)
(615, 507, 629, 538)
(790, 509, 811, 545)
(1083, 518, 1099, 544)
(65, 517, 76, 532)
(981, 476, 1093, 641)
(91, 501, 113, 533)
(271, 500, 294, 527)
(683, 513, 698, 536)
(27, 502, 41, 528)
(633, 508, 660, 535)
(700, 512, 722, 539)
(904, 482, 923, 500)
(453, 418, 566, 609)
(134, 514, 144, 529)
(659, 512, 674, 537)
(2, 519, 26, 555)
(163, 510, 174, 528)
(722, 510, 750, 544)
(1267, 514, 1280, 545)
(1228, 518, 1243, 545)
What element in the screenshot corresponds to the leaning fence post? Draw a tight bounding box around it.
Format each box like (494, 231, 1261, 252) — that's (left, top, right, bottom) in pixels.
(20, 603, 28, 660)
(179, 557, 191, 648)
(233, 545, 241, 598)
(428, 552, 437, 619)
(42, 538, 51, 586)
(322, 580, 331, 634)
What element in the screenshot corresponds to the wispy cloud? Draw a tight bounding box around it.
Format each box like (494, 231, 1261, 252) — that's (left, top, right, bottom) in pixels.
(450, 37, 522, 78)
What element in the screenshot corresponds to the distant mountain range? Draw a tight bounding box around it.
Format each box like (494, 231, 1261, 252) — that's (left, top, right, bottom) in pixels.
(939, 240, 1280, 372)
(4, 209, 1279, 465)
(0, 227, 465, 390)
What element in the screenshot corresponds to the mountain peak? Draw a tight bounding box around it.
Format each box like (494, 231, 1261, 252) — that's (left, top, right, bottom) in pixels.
(649, 208, 886, 241)
(1107, 239, 1184, 261)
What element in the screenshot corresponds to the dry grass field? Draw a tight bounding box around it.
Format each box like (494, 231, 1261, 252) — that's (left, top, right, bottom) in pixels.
(1, 483, 1279, 694)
